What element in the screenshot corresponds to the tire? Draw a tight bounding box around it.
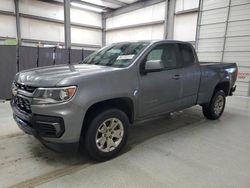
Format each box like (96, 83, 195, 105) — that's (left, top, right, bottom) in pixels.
(84, 109, 129, 161)
(202, 90, 226, 120)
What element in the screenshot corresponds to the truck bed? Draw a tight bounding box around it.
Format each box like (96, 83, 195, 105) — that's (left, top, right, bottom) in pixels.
(199, 62, 237, 79)
(199, 62, 237, 70)
(197, 61, 238, 105)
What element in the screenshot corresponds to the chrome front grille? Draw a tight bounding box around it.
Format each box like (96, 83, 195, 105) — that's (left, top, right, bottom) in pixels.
(14, 96, 32, 114)
(12, 82, 36, 114)
(15, 82, 37, 93)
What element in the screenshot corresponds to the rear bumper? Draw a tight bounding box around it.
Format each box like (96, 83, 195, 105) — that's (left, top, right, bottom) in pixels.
(229, 85, 237, 96)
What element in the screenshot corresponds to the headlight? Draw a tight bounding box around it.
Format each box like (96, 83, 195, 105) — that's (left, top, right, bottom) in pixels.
(32, 86, 77, 105)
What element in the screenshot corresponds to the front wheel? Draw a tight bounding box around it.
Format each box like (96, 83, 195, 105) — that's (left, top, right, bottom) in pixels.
(84, 109, 129, 161)
(202, 90, 226, 120)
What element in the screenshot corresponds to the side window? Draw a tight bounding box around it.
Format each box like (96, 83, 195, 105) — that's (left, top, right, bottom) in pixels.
(178, 44, 195, 67)
(145, 44, 177, 69)
(162, 44, 177, 69)
(147, 48, 163, 61)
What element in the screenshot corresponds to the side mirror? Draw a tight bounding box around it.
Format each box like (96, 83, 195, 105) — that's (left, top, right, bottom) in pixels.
(143, 60, 164, 74)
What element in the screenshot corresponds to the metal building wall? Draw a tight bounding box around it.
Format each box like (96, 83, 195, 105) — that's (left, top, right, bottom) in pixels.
(105, 2, 166, 44)
(0, 45, 17, 99)
(196, 0, 250, 96)
(0, 46, 94, 99)
(0, 0, 102, 49)
(173, 0, 199, 43)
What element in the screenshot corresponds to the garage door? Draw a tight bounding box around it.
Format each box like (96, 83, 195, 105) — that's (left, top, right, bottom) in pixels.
(196, 0, 250, 96)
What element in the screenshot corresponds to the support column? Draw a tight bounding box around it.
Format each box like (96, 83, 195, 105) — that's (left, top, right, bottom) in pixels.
(195, 0, 203, 51)
(102, 13, 106, 47)
(221, 0, 232, 62)
(64, 0, 71, 49)
(163, 0, 169, 39)
(14, 0, 21, 45)
(166, 0, 176, 40)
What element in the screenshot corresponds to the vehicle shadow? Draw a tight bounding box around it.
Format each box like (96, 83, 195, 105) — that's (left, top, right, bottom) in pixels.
(125, 108, 205, 153)
(7, 107, 239, 187)
(29, 107, 205, 165)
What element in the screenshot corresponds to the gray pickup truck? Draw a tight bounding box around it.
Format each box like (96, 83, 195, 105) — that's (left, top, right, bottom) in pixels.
(11, 40, 237, 161)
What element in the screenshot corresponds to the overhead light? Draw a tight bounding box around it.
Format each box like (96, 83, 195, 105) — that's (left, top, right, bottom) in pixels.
(71, 2, 105, 13)
(80, 0, 105, 6)
(80, 0, 121, 9)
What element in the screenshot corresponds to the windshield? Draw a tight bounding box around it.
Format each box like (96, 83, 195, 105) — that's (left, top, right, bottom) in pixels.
(81, 42, 150, 68)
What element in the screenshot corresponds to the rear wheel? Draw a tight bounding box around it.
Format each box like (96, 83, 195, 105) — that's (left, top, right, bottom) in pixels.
(202, 90, 226, 120)
(84, 109, 129, 161)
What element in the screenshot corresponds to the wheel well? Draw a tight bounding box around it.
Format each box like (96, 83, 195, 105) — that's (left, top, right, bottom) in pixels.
(214, 82, 230, 96)
(82, 98, 134, 134)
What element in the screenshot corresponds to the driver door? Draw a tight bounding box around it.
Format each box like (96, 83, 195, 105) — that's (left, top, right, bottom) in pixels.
(138, 43, 182, 118)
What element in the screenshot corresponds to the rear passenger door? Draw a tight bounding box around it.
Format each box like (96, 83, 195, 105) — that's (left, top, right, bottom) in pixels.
(177, 43, 201, 108)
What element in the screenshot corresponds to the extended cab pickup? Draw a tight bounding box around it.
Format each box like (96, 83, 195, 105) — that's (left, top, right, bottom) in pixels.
(11, 40, 237, 161)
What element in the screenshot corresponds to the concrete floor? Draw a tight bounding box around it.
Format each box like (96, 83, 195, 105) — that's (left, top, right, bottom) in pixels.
(0, 96, 249, 188)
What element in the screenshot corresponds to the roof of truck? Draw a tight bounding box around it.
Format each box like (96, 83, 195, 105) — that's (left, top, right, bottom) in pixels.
(112, 40, 189, 45)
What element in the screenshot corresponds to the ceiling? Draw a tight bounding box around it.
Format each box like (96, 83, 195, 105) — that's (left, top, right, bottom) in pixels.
(75, 0, 140, 9)
(72, 0, 141, 12)
(43, 0, 141, 13)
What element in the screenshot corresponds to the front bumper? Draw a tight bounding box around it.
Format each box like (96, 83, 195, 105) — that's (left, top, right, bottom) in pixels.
(11, 99, 81, 152)
(14, 115, 78, 152)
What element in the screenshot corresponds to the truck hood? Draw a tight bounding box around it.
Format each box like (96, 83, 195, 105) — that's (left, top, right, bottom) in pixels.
(15, 64, 120, 87)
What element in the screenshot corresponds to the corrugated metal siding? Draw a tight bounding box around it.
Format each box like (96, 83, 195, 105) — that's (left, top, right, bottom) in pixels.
(229, 4, 250, 21)
(200, 8, 228, 25)
(199, 23, 226, 39)
(224, 52, 250, 67)
(231, 0, 250, 6)
(202, 0, 229, 10)
(235, 82, 249, 96)
(198, 38, 224, 52)
(227, 20, 250, 36)
(197, 0, 250, 96)
(198, 52, 222, 61)
(225, 36, 250, 51)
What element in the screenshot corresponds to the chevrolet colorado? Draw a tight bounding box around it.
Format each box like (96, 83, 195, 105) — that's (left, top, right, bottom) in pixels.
(11, 40, 237, 161)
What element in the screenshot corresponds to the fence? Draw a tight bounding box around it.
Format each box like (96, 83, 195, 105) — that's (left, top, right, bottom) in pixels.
(0, 45, 95, 99)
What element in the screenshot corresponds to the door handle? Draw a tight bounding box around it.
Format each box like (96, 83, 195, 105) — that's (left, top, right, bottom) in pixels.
(172, 74, 182, 80)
